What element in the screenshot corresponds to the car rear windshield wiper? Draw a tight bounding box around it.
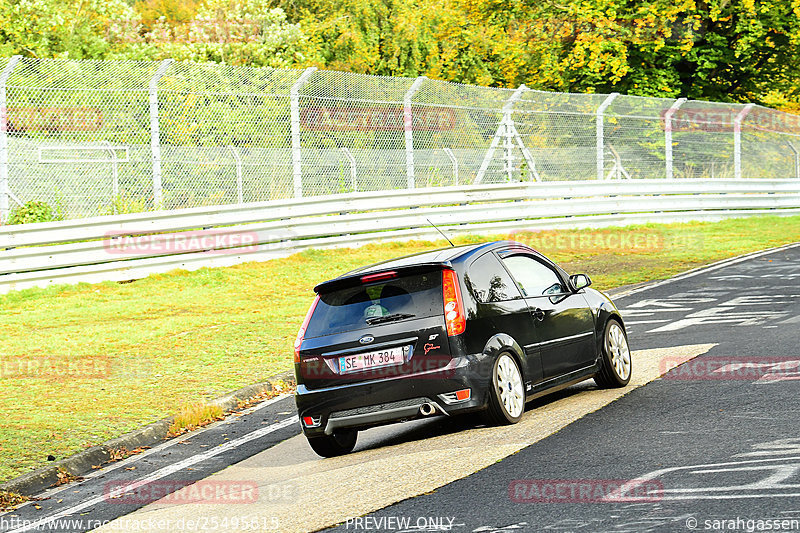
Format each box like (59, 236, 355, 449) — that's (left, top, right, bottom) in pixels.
(366, 313, 416, 325)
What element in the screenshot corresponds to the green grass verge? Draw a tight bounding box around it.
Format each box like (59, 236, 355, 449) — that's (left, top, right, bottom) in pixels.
(1, 215, 799, 483)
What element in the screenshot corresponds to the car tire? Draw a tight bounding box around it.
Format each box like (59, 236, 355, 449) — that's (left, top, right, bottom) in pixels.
(306, 429, 358, 458)
(484, 353, 525, 425)
(594, 318, 632, 388)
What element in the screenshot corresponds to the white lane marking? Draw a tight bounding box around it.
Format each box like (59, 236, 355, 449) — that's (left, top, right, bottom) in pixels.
(735, 438, 800, 458)
(778, 315, 800, 324)
(604, 456, 800, 502)
(626, 297, 717, 308)
(13, 393, 295, 505)
(6, 417, 297, 533)
(620, 308, 693, 317)
(613, 242, 800, 300)
(647, 307, 789, 333)
(624, 320, 670, 325)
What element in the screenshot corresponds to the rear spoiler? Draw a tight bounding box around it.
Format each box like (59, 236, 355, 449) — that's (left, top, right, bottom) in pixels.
(314, 262, 453, 294)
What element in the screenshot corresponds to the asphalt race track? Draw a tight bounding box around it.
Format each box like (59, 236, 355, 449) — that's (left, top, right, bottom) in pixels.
(2, 243, 799, 533)
(324, 243, 800, 533)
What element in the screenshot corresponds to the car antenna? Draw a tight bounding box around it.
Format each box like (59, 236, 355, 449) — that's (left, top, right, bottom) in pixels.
(427, 218, 455, 247)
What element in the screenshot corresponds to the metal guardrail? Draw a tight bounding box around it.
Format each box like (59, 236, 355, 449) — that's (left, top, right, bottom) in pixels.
(1, 179, 799, 294)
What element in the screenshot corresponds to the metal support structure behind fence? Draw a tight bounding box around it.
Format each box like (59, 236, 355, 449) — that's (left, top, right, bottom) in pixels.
(475, 85, 528, 184)
(340, 147, 357, 191)
(228, 145, 243, 204)
(787, 141, 800, 180)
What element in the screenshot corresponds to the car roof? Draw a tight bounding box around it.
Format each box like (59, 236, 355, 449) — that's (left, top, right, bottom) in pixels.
(346, 241, 500, 274)
(314, 240, 523, 293)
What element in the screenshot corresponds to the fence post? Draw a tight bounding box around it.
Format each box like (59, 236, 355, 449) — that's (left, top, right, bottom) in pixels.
(733, 103, 755, 179)
(290, 67, 317, 198)
(0, 55, 22, 224)
(664, 98, 686, 179)
(148, 59, 173, 210)
(475, 85, 528, 184)
(403, 76, 427, 189)
(596, 93, 619, 181)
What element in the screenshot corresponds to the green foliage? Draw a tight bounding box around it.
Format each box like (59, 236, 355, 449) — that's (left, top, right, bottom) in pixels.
(0, 0, 139, 59)
(113, 0, 307, 68)
(439, 0, 800, 103)
(102, 195, 149, 216)
(3, 0, 800, 106)
(6, 201, 63, 225)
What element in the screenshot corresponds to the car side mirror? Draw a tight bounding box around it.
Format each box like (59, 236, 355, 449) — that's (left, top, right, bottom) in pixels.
(570, 273, 592, 291)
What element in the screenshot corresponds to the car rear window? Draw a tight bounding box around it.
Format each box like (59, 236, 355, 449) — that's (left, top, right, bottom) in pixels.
(305, 271, 444, 338)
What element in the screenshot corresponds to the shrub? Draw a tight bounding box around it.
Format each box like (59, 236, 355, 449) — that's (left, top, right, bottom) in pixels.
(6, 201, 62, 225)
(102, 195, 148, 215)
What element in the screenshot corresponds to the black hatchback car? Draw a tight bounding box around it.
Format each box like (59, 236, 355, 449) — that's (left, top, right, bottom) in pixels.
(294, 241, 631, 457)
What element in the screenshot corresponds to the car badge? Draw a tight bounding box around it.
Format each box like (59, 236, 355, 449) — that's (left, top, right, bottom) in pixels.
(359, 335, 375, 345)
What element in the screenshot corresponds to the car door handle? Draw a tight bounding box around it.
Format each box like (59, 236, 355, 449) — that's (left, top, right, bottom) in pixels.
(532, 307, 545, 321)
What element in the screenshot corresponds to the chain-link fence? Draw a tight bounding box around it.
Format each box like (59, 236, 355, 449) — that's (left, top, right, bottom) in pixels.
(1, 56, 799, 222)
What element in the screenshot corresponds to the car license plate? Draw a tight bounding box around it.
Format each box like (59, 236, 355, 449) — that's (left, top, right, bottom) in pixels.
(339, 347, 405, 374)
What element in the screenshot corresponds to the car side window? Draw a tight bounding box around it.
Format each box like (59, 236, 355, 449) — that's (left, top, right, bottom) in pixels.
(465, 253, 521, 302)
(501, 255, 565, 298)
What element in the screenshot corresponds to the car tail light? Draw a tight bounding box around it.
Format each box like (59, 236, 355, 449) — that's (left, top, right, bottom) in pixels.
(442, 269, 466, 336)
(360, 271, 397, 283)
(294, 295, 320, 363)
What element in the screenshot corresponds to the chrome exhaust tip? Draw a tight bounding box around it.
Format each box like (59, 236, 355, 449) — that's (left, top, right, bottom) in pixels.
(419, 403, 436, 416)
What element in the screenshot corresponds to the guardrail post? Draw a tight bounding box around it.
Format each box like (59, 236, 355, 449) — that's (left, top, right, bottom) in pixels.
(228, 146, 243, 204)
(733, 104, 755, 179)
(291, 67, 317, 198)
(404, 76, 427, 189)
(664, 98, 686, 179)
(0, 55, 22, 225)
(148, 59, 173, 210)
(475, 85, 528, 184)
(596, 93, 619, 181)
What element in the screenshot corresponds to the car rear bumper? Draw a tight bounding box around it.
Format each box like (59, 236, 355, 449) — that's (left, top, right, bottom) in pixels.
(295, 353, 492, 436)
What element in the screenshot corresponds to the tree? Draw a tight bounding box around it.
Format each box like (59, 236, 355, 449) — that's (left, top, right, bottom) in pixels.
(119, 0, 307, 68)
(0, 0, 138, 59)
(462, 0, 800, 103)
